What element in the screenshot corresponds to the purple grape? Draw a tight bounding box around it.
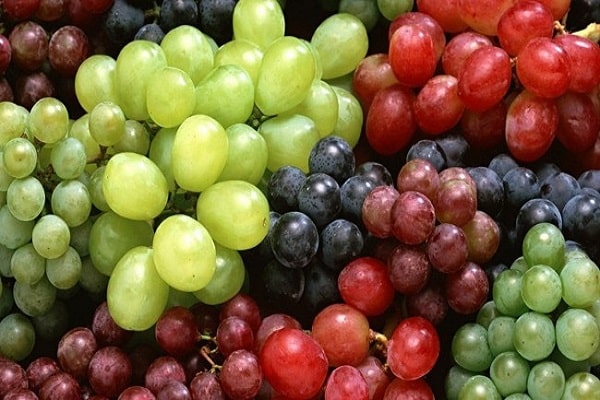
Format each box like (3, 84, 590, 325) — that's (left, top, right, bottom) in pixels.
(8, 21, 48, 71)
(38, 371, 81, 400)
(0, 360, 28, 398)
(92, 301, 133, 347)
(156, 381, 191, 400)
(56, 327, 98, 381)
(189, 371, 225, 400)
(220, 349, 263, 400)
(25, 356, 60, 392)
(88, 346, 133, 398)
(144, 356, 186, 395)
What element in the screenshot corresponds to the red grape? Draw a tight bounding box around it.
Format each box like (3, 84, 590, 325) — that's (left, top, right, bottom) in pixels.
(356, 356, 392, 400)
(460, 101, 507, 150)
(457, 0, 518, 36)
(82, 0, 115, 14)
(445, 261, 490, 314)
(88, 346, 133, 398)
(388, 11, 446, 61)
(48, 25, 90, 77)
(391, 190, 436, 245)
(155, 306, 199, 357)
(14, 71, 55, 108)
(57, 326, 98, 381)
(38, 371, 82, 400)
(4, 388, 39, 400)
(388, 243, 432, 295)
(0, 360, 28, 398)
(427, 223, 469, 274)
(324, 365, 369, 400)
(441, 31, 493, 78)
(555, 91, 600, 154)
(35, 0, 68, 22)
(396, 158, 440, 202)
(414, 74, 465, 135)
(352, 53, 399, 111)
(388, 24, 437, 88)
(25, 356, 60, 392)
(254, 313, 302, 355)
(92, 300, 133, 347)
(216, 316, 255, 358)
(3, 0, 41, 21)
(497, 0, 554, 56)
(156, 381, 191, 400)
(0, 78, 13, 102)
(383, 377, 435, 400)
(553, 33, 600, 94)
(219, 293, 262, 333)
(434, 178, 478, 226)
(8, 21, 49, 72)
(416, 0, 468, 33)
(189, 371, 225, 400)
(405, 279, 449, 325)
(361, 184, 400, 238)
(461, 210, 501, 264)
(190, 302, 220, 336)
(0, 35, 11, 75)
(117, 386, 156, 400)
(220, 350, 263, 400)
(144, 356, 186, 395)
(536, 0, 570, 20)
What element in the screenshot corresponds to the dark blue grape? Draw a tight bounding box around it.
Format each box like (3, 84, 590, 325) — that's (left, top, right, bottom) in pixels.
(319, 218, 364, 272)
(533, 162, 561, 184)
(270, 211, 319, 269)
(406, 139, 447, 172)
(581, 187, 600, 199)
(158, 0, 199, 32)
(260, 259, 305, 311)
(308, 135, 356, 184)
(434, 133, 470, 168)
(197, 0, 237, 45)
(353, 161, 393, 186)
(488, 153, 519, 179)
(467, 166, 504, 218)
(134, 23, 166, 43)
(297, 172, 341, 228)
(515, 198, 563, 245)
(562, 192, 600, 247)
(104, 0, 145, 45)
(540, 171, 580, 212)
(339, 175, 377, 224)
(577, 169, 600, 192)
(295, 258, 341, 327)
(502, 166, 540, 216)
(485, 262, 509, 287)
(565, 0, 600, 31)
(267, 165, 306, 213)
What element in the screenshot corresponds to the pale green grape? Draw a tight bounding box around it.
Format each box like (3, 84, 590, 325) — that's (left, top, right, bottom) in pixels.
(28, 97, 70, 144)
(115, 40, 168, 121)
(493, 269, 530, 317)
(255, 36, 316, 116)
(510, 255, 530, 273)
(520, 264, 562, 313)
(160, 24, 215, 85)
(88, 210, 154, 276)
(489, 351, 530, 397)
(310, 13, 368, 80)
(148, 127, 177, 192)
(6, 176, 46, 222)
(281, 79, 339, 137)
(50, 137, 87, 180)
(147, 66, 196, 128)
(301, 39, 323, 82)
(339, 0, 381, 31)
(451, 323, 494, 373)
(562, 372, 600, 400)
(0, 313, 36, 361)
(2, 137, 37, 179)
(488, 316, 517, 356)
(217, 123, 268, 185)
(0, 190, 5, 208)
(31, 214, 71, 259)
(79, 255, 109, 296)
(331, 85, 363, 147)
(167, 287, 199, 309)
(194, 64, 254, 128)
(51, 180, 92, 228)
(556, 308, 600, 361)
(111, 120, 150, 155)
(377, 0, 414, 21)
(214, 39, 264, 85)
(0, 101, 29, 146)
(171, 114, 229, 192)
(102, 152, 169, 221)
(0, 152, 15, 191)
(522, 222, 565, 271)
(0, 244, 14, 278)
(445, 365, 477, 400)
(513, 311, 556, 361)
(0, 205, 34, 250)
(476, 300, 502, 329)
(88, 101, 126, 147)
(549, 347, 593, 378)
(10, 243, 46, 286)
(326, 72, 355, 94)
(89, 166, 110, 212)
(74, 54, 119, 113)
(46, 246, 82, 290)
(194, 242, 246, 305)
(13, 275, 56, 317)
(561, 257, 600, 308)
(258, 113, 321, 173)
(196, 180, 269, 251)
(232, 0, 285, 49)
(107, 246, 169, 331)
(69, 217, 93, 257)
(68, 114, 102, 163)
(32, 299, 69, 343)
(458, 375, 501, 400)
(526, 360, 565, 400)
(152, 214, 216, 292)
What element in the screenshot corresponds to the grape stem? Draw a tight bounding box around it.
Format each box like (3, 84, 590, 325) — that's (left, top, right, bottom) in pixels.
(369, 329, 388, 358)
(200, 345, 222, 373)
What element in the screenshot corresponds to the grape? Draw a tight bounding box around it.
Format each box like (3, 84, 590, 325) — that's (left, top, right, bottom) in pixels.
(214, 38, 263, 86)
(489, 351, 530, 397)
(356, 355, 392, 400)
(50, 136, 87, 180)
(388, 24, 436, 88)
(324, 364, 369, 400)
(254, 313, 302, 355)
(158, 0, 198, 32)
(259, 259, 305, 309)
(297, 172, 341, 228)
(28, 97, 70, 144)
(88, 346, 133, 398)
(427, 223, 468, 274)
(48, 25, 90, 77)
(331, 85, 363, 148)
(387, 243, 432, 295)
(457, 0, 516, 36)
(38, 371, 82, 400)
(462, 210, 501, 264)
(6, 177, 45, 222)
(233, 0, 285, 49)
(155, 306, 198, 357)
(57, 326, 97, 380)
(267, 165, 306, 213)
(540, 171, 581, 212)
(487, 316, 516, 356)
(308, 135, 355, 184)
(561, 257, 600, 308)
(414, 74, 465, 135)
(219, 293, 262, 333)
(396, 158, 439, 202)
(135, 23, 166, 43)
(562, 193, 600, 248)
(556, 308, 600, 361)
(441, 31, 493, 78)
(451, 322, 493, 372)
(522, 222, 565, 271)
(460, 101, 507, 150)
(445, 365, 476, 400)
(516, 196, 562, 247)
(283, 79, 339, 138)
(493, 269, 529, 317)
(8, 21, 48, 72)
(527, 360, 566, 400)
(406, 139, 447, 172)
(10, 243, 45, 286)
(194, 243, 246, 306)
(216, 123, 267, 185)
(157, 381, 191, 400)
(497, 0, 554, 57)
(2, 138, 36, 179)
(92, 301, 133, 347)
(197, 0, 237, 45)
(74, 54, 119, 113)
(320, 218, 364, 271)
(25, 356, 61, 392)
(0, 314, 35, 362)
(434, 178, 477, 226)
(556, 91, 600, 154)
(220, 349, 263, 400)
(144, 355, 186, 395)
(147, 66, 196, 129)
(339, 175, 377, 225)
(50, 179, 92, 228)
(554, 34, 600, 94)
(562, 372, 600, 400)
(269, 211, 319, 269)
(468, 167, 504, 219)
(216, 316, 254, 358)
(445, 261, 489, 315)
(514, 311, 556, 362)
(189, 371, 225, 399)
(45, 246, 81, 290)
(458, 375, 501, 400)
(31, 214, 70, 260)
(297, 258, 341, 320)
(103, 0, 145, 45)
(389, 11, 445, 61)
(502, 166, 541, 216)
(391, 190, 436, 245)
(352, 53, 399, 110)
(0, 206, 34, 250)
(14, 71, 55, 109)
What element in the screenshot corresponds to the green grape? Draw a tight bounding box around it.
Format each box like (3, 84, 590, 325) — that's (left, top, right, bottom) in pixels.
(74, 54, 119, 113)
(310, 13, 368, 80)
(115, 40, 168, 121)
(339, 0, 381, 31)
(69, 217, 93, 257)
(2, 137, 37, 179)
(107, 246, 170, 331)
(31, 214, 71, 259)
(0, 313, 36, 361)
(68, 114, 102, 163)
(196, 180, 270, 250)
(561, 257, 600, 308)
(526, 360, 565, 400)
(32, 299, 69, 343)
(458, 375, 501, 400)
(88, 101, 126, 147)
(522, 222, 565, 271)
(160, 25, 214, 85)
(549, 348, 592, 379)
(0, 284, 13, 319)
(111, 119, 150, 155)
(214, 39, 264, 86)
(79, 255, 109, 297)
(488, 316, 517, 356)
(520, 264, 563, 313)
(89, 166, 110, 212)
(50, 137, 88, 180)
(13, 275, 56, 317)
(451, 322, 494, 373)
(103, 152, 169, 221)
(148, 127, 177, 192)
(232, 0, 285, 49)
(0, 205, 34, 250)
(255, 36, 316, 116)
(493, 269, 530, 317)
(0, 190, 4, 208)
(258, 113, 321, 173)
(556, 308, 600, 361)
(489, 351, 530, 397)
(147, 66, 196, 128)
(217, 123, 268, 185)
(300, 39, 323, 82)
(281, 79, 339, 138)
(51, 180, 92, 228)
(152, 214, 216, 292)
(445, 365, 477, 400)
(0, 101, 29, 146)
(0, 152, 15, 191)
(505, 394, 532, 399)
(476, 300, 503, 329)
(46, 246, 82, 290)
(171, 114, 229, 192)
(377, 0, 414, 21)
(561, 372, 600, 400)
(194, 242, 246, 305)
(10, 243, 46, 285)
(564, 244, 590, 263)
(326, 71, 355, 94)
(331, 85, 363, 147)
(166, 287, 199, 309)
(0, 244, 14, 278)
(88, 210, 154, 276)
(194, 64, 255, 128)
(6, 176, 46, 222)
(513, 311, 556, 361)
(28, 97, 70, 144)
(510, 255, 530, 273)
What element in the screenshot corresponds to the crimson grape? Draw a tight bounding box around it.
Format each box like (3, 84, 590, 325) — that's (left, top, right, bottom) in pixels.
(405, 279, 449, 326)
(38, 371, 82, 400)
(388, 11, 446, 61)
(427, 223, 469, 274)
(254, 313, 302, 355)
(216, 316, 254, 358)
(441, 31, 493, 78)
(3, 0, 41, 21)
(8, 21, 49, 72)
(383, 377, 435, 400)
(220, 349, 263, 400)
(460, 101, 507, 150)
(387, 243, 432, 295)
(36, 0, 68, 22)
(356, 355, 392, 400)
(144, 356, 186, 395)
(555, 90, 600, 154)
(391, 190, 436, 245)
(189, 371, 225, 400)
(57, 326, 98, 381)
(0, 360, 28, 398)
(324, 365, 369, 400)
(117, 386, 156, 400)
(155, 306, 199, 357)
(434, 178, 477, 226)
(361, 184, 400, 238)
(445, 261, 490, 314)
(88, 346, 133, 398)
(388, 24, 437, 88)
(414, 74, 465, 135)
(92, 300, 133, 347)
(496, 0, 554, 56)
(396, 158, 440, 202)
(553, 33, 600, 93)
(416, 0, 467, 33)
(156, 381, 191, 400)
(48, 25, 90, 77)
(352, 53, 399, 110)
(25, 356, 60, 392)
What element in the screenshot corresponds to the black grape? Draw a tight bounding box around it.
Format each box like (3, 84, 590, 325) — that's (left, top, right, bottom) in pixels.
(339, 175, 377, 224)
(297, 172, 341, 228)
(134, 23, 166, 43)
(319, 218, 364, 272)
(501, 166, 540, 217)
(270, 211, 319, 269)
(562, 192, 600, 247)
(158, 0, 199, 32)
(578, 169, 600, 192)
(267, 165, 306, 213)
(468, 166, 504, 219)
(488, 153, 519, 179)
(515, 198, 563, 245)
(406, 139, 447, 172)
(308, 135, 356, 184)
(259, 259, 305, 311)
(103, 0, 145, 45)
(353, 161, 394, 186)
(540, 171, 580, 212)
(197, 0, 237, 45)
(434, 132, 470, 168)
